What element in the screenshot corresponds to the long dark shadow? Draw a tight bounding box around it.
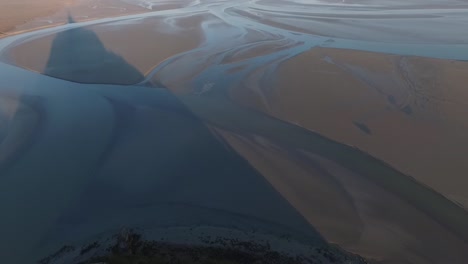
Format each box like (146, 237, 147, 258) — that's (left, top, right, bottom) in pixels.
(29, 13, 333, 264)
(44, 13, 144, 85)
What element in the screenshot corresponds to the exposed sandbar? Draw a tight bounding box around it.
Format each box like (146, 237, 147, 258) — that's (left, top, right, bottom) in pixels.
(213, 127, 468, 264)
(8, 13, 208, 84)
(231, 47, 468, 209)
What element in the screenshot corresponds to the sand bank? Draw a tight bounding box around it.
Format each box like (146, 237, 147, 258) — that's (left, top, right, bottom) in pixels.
(0, 0, 74, 34)
(231, 47, 468, 209)
(0, 63, 334, 263)
(0, 0, 161, 37)
(8, 13, 207, 84)
(1, 2, 467, 264)
(233, 0, 468, 44)
(213, 127, 468, 264)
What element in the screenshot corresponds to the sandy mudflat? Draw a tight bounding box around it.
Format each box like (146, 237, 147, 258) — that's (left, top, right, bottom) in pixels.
(235, 0, 468, 44)
(0, 0, 156, 36)
(231, 47, 468, 209)
(212, 127, 468, 264)
(1, 1, 468, 263)
(8, 13, 208, 84)
(0, 0, 73, 34)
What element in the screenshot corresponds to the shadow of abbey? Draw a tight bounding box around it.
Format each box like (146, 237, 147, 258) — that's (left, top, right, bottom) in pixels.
(44, 13, 143, 84)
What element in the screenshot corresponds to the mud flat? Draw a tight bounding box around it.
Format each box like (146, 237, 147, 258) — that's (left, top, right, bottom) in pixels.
(231, 47, 468, 209)
(178, 93, 468, 264)
(7, 13, 210, 84)
(13, 0, 200, 34)
(0, 62, 356, 264)
(226, 47, 468, 262)
(0, 0, 159, 36)
(232, 0, 468, 44)
(214, 128, 468, 264)
(1, 1, 468, 264)
(0, 0, 74, 35)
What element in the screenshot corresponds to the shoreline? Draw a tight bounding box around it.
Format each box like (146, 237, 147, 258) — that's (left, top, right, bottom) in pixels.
(0, 0, 156, 40)
(0, 0, 75, 36)
(6, 12, 208, 85)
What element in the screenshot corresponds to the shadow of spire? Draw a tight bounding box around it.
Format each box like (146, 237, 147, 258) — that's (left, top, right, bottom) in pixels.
(44, 14, 143, 84)
(67, 11, 76, 24)
(0, 13, 339, 264)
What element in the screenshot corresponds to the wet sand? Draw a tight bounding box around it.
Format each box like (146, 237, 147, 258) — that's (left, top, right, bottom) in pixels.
(178, 93, 468, 264)
(0, 0, 74, 35)
(0, 0, 198, 37)
(214, 127, 468, 264)
(8, 13, 207, 84)
(12, 0, 195, 34)
(246, 0, 468, 44)
(0, 74, 340, 263)
(0, 0, 152, 36)
(231, 47, 468, 209)
(1, 1, 468, 263)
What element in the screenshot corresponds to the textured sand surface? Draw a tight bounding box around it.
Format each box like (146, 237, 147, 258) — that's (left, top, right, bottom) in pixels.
(0, 0, 74, 34)
(9, 14, 207, 84)
(1, 1, 468, 264)
(232, 48, 468, 208)
(0, 0, 153, 36)
(214, 127, 468, 264)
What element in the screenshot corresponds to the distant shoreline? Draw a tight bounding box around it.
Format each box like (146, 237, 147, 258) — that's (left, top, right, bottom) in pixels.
(0, 0, 153, 39)
(0, 0, 73, 36)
